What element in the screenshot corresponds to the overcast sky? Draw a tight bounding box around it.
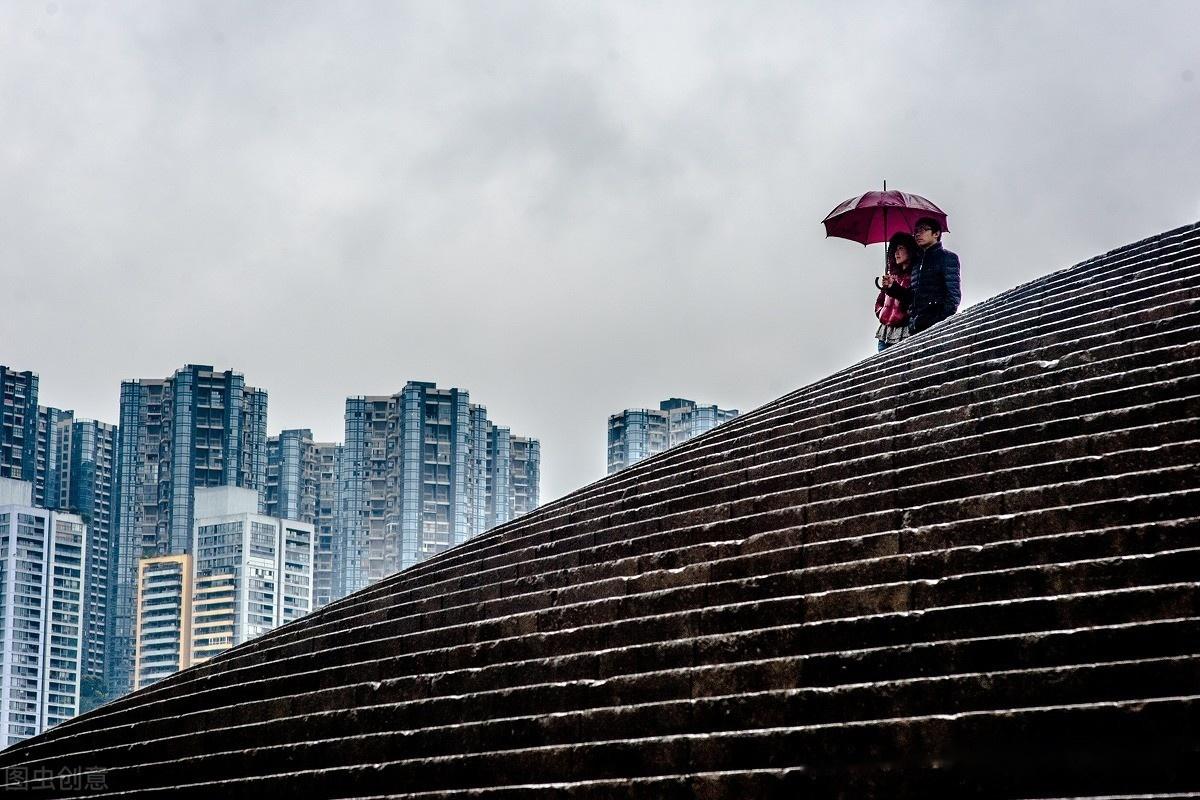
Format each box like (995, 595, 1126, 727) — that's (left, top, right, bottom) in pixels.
(2, 1, 1198, 502)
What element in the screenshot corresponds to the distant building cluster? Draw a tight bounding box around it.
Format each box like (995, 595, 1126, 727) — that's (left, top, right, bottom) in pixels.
(0, 362, 540, 742)
(607, 398, 738, 474)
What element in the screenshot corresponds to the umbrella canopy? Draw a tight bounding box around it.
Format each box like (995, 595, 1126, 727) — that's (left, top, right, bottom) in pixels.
(822, 190, 948, 246)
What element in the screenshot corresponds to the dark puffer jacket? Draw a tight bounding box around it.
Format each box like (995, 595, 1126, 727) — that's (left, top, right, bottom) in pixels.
(883, 242, 961, 333)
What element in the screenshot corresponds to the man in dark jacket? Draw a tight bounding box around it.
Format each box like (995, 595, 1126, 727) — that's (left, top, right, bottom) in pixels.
(882, 216, 962, 334)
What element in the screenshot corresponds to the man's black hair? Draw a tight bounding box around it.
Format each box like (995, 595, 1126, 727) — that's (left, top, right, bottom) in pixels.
(914, 216, 942, 235)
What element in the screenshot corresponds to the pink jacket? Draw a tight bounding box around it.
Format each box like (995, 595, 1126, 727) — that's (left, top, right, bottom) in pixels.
(875, 270, 911, 326)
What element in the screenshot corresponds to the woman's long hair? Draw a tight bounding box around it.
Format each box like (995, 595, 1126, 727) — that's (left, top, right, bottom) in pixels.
(885, 232, 919, 275)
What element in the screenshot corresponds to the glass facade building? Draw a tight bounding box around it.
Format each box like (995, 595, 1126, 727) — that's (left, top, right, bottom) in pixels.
(56, 418, 118, 683)
(0, 366, 39, 485)
(109, 365, 268, 697)
(266, 429, 319, 525)
(335, 382, 540, 599)
(607, 398, 738, 474)
(34, 406, 71, 510)
(511, 436, 541, 518)
(266, 430, 339, 610)
(313, 442, 341, 610)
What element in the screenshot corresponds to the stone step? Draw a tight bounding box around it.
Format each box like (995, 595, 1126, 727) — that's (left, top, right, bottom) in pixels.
(25, 577, 1196, 771)
(121, 371, 1200, 705)
(364, 281, 1200, 599)
(22, 517, 1195, 770)
(135, 475, 1200, 724)
(39, 655, 1200, 792)
(350, 369, 1200, 627)
(33, 525, 1198, 759)
(42, 608, 1200, 776)
(37, 695, 1200, 798)
(260, 429, 1199, 637)
(490, 308, 1200, 548)
(368, 344, 1200, 614)
(214, 465, 1199, 695)
(546, 268, 1200, 514)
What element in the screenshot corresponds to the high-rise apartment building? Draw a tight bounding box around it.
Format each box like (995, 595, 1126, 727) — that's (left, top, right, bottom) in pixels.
(266, 429, 319, 524)
(313, 442, 341, 610)
(485, 423, 512, 530)
(132, 554, 192, 691)
(57, 418, 118, 684)
(336, 382, 540, 598)
(131, 488, 315, 690)
(190, 487, 314, 667)
(0, 478, 85, 747)
(511, 436, 541, 518)
(0, 366, 38, 484)
(109, 364, 268, 697)
(34, 406, 71, 510)
(267, 429, 339, 610)
(607, 398, 738, 474)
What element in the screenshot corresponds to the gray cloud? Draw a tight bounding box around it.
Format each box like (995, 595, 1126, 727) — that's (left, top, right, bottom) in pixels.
(3, 0, 1198, 501)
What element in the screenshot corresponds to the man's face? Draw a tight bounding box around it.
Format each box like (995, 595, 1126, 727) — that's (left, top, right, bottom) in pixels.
(914, 224, 939, 249)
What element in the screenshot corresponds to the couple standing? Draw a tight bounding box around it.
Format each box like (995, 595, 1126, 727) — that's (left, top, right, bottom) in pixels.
(874, 217, 962, 351)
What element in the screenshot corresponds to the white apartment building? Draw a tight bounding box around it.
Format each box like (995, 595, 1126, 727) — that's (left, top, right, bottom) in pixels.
(131, 487, 315, 689)
(0, 478, 84, 747)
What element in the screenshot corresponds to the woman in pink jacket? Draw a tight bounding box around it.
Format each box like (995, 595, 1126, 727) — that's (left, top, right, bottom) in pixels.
(874, 232, 917, 351)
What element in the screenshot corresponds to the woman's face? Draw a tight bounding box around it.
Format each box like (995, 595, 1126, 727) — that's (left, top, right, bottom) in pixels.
(894, 245, 910, 266)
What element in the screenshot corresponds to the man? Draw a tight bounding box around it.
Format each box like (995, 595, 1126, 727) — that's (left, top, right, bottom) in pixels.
(882, 216, 962, 334)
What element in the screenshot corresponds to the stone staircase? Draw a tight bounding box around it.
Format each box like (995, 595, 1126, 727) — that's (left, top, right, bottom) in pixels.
(2, 222, 1198, 798)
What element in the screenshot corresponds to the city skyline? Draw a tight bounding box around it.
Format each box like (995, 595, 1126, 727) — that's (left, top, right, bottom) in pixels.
(2, 360, 545, 713)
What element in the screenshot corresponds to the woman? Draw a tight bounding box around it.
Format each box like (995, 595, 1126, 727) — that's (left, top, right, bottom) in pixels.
(874, 232, 917, 351)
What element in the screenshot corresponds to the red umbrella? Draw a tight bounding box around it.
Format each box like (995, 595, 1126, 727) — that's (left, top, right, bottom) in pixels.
(822, 184, 948, 246)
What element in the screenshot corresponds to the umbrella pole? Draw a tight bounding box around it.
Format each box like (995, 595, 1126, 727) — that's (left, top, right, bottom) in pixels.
(882, 179, 888, 276)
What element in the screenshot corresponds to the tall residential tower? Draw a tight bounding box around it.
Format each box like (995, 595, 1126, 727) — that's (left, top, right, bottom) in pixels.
(608, 398, 738, 474)
(109, 365, 268, 697)
(336, 382, 539, 598)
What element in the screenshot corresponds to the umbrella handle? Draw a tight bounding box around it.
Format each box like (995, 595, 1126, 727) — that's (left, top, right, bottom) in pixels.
(875, 276, 885, 290)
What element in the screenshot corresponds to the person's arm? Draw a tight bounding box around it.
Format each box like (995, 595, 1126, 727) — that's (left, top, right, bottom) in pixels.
(944, 252, 962, 312)
(882, 281, 913, 304)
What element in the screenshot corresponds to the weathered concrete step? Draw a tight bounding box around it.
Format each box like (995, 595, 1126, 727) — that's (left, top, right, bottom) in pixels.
(379, 293, 1200, 601)
(176, 484, 1200, 705)
(604, 393, 1200, 524)
(38, 656, 1200, 789)
(381, 391, 1200, 620)
(235, 474, 1197, 684)
(22, 572, 1197, 770)
(570, 410, 1200, 545)
(128, 405, 1199, 696)
(367, 397, 1200, 623)
(504, 438, 1200, 594)
(57, 476, 1198, 746)
(231, 431, 1198, 645)
(33, 695, 1200, 798)
(64, 615, 1200, 765)
(364, 356, 1200, 616)
(488, 325, 1200, 550)
(24, 525, 1195, 767)
(35, 543, 1198, 757)
(546, 278, 1200, 516)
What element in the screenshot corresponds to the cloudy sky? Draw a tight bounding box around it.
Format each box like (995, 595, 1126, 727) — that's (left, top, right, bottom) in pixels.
(2, 1, 1198, 502)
